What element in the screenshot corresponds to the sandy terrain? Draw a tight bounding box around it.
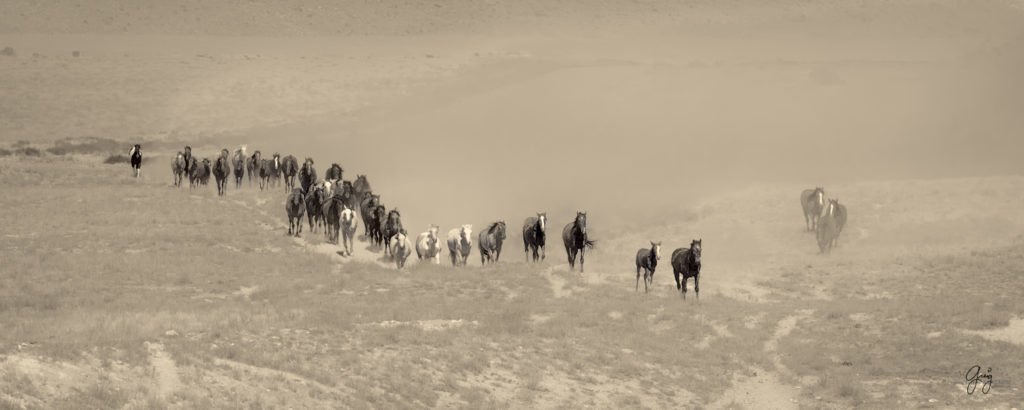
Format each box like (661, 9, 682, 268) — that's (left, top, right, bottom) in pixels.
(2, 0, 1024, 408)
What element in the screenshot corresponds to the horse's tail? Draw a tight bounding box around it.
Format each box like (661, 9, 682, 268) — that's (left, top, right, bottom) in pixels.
(584, 239, 596, 250)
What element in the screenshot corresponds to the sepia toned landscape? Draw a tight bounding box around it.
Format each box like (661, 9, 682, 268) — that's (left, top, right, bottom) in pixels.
(2, 1, 1024, 408)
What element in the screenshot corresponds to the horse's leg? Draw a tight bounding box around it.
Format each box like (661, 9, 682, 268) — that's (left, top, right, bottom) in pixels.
(541, 245, 545, 261)
(694, 274, 700, 300)
(579, 248, 585, 273)
(681, 276, 687, 299)
(566, 246, 574, 268)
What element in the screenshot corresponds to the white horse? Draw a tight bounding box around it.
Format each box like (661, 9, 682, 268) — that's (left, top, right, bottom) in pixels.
(446, 225, 473, 267)
(322, 180, 334, 198)
(416, 225, 443, 264)
(340, 206, 358, 256)
(391, 230, 412, 269)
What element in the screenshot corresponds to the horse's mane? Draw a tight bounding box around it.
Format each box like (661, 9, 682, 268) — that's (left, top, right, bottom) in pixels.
(488, 221, 503, 234)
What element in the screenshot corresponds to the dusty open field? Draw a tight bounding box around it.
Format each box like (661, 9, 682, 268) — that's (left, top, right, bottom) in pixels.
(2, 0, 1024, 408)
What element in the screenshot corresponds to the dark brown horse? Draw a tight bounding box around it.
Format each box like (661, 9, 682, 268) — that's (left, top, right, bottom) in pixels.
(382, 209, 404, 257)
(369, 205, 387, 248)
(324, 163, 343, 182)
(635, 241, 662, 293)
(282, 155, 299, 191)
(246, 150, 261, 187)
(213, 149, 231, 196)
(299, 158, 317, 194)
(286, 188, 306, 237)
(671, 239, 702, 299)
(562, 211, 595, 273)
(353, 174, 372, 202)
(305, 186, 325, 233)
(231, 148, 245, 189)
(321, 195, 344, 244)
(359, 193, 381, 239)
(522, 212, 547, 263)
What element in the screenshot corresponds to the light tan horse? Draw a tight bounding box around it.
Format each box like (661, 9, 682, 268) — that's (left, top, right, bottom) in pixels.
(416, 225, 443, 264)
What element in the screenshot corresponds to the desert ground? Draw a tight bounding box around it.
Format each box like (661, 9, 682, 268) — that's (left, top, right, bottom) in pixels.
(2, 0, 1024, 408)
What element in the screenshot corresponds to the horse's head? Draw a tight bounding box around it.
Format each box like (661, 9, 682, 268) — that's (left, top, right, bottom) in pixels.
(220, 148, 229, 158)
(305, 157, 314, 166)
(495, 221, 507, 239)
(691, 239, 702, 264)
(575, 212, 587, 235)
(429, 224, 439, 239)
(461, 224, 473, 245)
(388, 209, 401, 222)
(176, 152, 183, 160)
(651, 241, 662, 260)
(395, 231, 407, 246)
(537, 212, 547, 232)
(254, 150, 261, 159)
(185, 146, 192, 154)
(815, 187, 825, 206)
(826, 198, 839, 216)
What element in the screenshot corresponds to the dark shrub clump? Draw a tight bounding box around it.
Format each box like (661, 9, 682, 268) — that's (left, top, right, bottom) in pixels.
(17, 147, 41, 156)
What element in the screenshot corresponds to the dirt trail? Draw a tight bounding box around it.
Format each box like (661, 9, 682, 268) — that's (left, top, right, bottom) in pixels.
(145, 341, 182, 399)
(707, 310, 814, 409)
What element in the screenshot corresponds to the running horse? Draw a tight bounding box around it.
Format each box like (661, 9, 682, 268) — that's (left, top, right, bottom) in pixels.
(800, 187, 826, 232)
(359, 193, 382, 239)
(231, 148, 245, 189)
(281, 155, 299, 191)
(246, 150, 261, 187)
(635, 241, 662, 293)
(305, 185, 325, 233)
(299, 158, 317, 194)
(816, 200, 839, 255)
(382, 209, 404, 257)
(172, 152, 186, 187)
(416, 225, 443, 264)
(562, 211, 595, 273)
(285, 188, 306, 237)
(522, 212, 547, 263)
(447, 225, 473, 267)
(340, 205, 358, 256)
(671, 239, 702, 299)
(478, 221, 507, 266)
(212, 149, 231, 196)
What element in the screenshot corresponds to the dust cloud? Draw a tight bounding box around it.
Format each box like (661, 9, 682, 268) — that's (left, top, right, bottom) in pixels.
(4, 1, 1023, 232)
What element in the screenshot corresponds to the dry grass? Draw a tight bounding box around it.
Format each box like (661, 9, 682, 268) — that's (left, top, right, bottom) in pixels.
(2, 155, 1023, 407)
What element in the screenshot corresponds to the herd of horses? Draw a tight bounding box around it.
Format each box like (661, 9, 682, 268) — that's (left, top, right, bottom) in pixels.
(165, 147, 599, 275)
(164, 146, 845, 298)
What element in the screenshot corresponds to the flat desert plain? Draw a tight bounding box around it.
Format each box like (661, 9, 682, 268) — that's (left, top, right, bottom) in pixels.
(2, 1, 1024, 408)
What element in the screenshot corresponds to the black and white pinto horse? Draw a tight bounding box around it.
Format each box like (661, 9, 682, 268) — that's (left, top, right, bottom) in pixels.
(286, 188, 306, 237)
(299, 158, 317, 194)
(213, 149, 231, 196)
(800, 187, 825, 232)
(562, 211, 595, 273)
(671, 239, 702, 299)
(231, 148, 245, 189)
(172, 152, 186, 187)
(478, 221, 507, 266)
(382, 209, 404, 257)
(447, 225, 473, 267)
(281, 155, 299, 192)
(635, 241, 662, 293)
(129, 144, 142, 178)
(522, 212, 547, 262)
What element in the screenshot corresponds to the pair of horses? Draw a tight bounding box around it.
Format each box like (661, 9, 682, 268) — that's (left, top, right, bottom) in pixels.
(442, 221, 506, 267)
(800, 187, 848, 254)
(634, 239, 703, 298)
